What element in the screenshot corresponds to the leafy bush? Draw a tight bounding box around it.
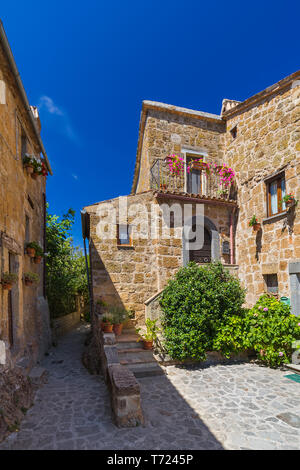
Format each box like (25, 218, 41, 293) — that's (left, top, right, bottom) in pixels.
(159, 262, 246, 361)
(214, 294, 300, 367)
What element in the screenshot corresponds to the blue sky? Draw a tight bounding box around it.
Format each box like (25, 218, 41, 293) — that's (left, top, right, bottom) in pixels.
(2, 0, 300, 247)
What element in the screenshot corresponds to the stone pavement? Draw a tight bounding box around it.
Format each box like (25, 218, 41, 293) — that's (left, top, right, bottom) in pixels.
(0, 324, 299, 450)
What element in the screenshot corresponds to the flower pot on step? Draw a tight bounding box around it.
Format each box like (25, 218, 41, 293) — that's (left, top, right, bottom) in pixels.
(24, 279, 33, 286)
(103, 323, 113, 333)
(113, 323, 123, 336)
(34, 256, 42, 264)
(31, 172, 38, 180)
(253, 223, 261, 231)
(142, 340, 153, 350)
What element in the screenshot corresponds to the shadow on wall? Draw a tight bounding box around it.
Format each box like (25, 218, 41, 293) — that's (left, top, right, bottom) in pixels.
(90, 239, 131, 316)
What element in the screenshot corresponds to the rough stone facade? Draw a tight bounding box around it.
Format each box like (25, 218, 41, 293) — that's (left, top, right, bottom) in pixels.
(222, 73, 300, 306)
(0, 31, 52, 370)
(85, 70, 300, 326)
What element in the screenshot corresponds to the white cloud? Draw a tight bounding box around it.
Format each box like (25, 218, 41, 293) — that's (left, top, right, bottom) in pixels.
(38, 96, 64, 116)
(38, 95, 80, 144)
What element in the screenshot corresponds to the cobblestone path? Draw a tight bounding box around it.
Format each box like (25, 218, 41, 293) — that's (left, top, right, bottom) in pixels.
(0, 324, 299, 450)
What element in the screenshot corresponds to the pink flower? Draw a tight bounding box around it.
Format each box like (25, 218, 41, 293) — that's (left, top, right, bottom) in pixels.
(258, 306, 262, 310)
(263, 307, 268, 311)
(298, 322, 300, 326)
(278, 352, 284, 357)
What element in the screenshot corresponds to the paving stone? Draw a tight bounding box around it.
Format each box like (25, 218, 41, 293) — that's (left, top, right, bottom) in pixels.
(0, 324, 299, 450)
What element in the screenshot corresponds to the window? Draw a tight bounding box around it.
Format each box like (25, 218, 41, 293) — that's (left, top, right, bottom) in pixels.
(264, 274, 278, 294)
(21, 132, 27, 160)
(186, 154, 203, 194)
(117, 224, 132, 246)
(230, 125, 237, 139)
(266, 173, 286, 217)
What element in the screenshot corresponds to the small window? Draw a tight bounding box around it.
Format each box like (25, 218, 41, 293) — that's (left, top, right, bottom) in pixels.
(21, 131, 27, 161)
(264, 274, 278, 294)
(230, 125, 237, 139)
(266, 173, 286, 217)
(117, 224, 132, 246)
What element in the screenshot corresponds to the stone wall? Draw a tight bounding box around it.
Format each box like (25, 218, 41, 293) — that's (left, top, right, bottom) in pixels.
(136, 106, 225, 193)
(223, 78, 300, 307)
(0, 40, 51, 368)
(86, 191, 235, 325)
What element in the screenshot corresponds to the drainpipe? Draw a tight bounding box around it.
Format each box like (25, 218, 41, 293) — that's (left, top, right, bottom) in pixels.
(81, 210, 93, 321)
(230, 207, 236, 265)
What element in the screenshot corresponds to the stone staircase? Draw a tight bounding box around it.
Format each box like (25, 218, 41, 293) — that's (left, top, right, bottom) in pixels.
(116, 329, 164, 378)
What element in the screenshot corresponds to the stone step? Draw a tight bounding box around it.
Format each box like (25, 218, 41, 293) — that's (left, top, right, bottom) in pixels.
(126, 361, 165, 378)
(116, 333, 140, 344)
(285, 363, 300, 374)
(116, 340, 141, 350)
(29, 366, 48, 385)
(118, 350, 156, 365)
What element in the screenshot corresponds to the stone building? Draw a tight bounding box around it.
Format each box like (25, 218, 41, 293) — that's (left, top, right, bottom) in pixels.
(83, 70, 300, 326)
(0, 21, 52, 370)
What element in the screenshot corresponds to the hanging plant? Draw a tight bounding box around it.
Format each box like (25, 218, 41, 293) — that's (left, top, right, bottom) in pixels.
(249, 215, 261, 231)
(282, 194, 298, 209)
(166, 154, 185, 176)
(1, 272, 18, 290)
(23, 272, 39, 286)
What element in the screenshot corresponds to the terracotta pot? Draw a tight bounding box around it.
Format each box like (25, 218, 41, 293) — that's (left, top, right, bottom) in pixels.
(160, 184, 167, 190)
(34, 256, 42, 264)
(25, 164, 34, 175)
(103, 323, 113, 333)
(31, 172, 38, 180)
(142, 340, 153, 350)
(26, 247, 36, 258)
(253, 223, 261, 231)
(24, 279, 33, 286)
(190, 161, 208, 172)
(286, 200, 294, 208)
(2, 282, 12, 290)
(113, 323, 123, 336)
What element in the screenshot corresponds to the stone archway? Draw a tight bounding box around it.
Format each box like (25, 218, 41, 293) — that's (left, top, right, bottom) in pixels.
(182, 215, 220, 266)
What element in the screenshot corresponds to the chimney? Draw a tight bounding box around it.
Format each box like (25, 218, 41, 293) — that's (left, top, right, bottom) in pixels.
(30, 105, 41, 133)
(220, 99, 241, 116)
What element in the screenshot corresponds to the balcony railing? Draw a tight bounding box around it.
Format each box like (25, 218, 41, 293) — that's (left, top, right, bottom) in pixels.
(150, 158, 237, 201)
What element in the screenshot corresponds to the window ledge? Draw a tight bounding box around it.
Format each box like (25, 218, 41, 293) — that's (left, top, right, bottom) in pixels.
(117, 244, 134, 249)
(262, 211, 287, 224)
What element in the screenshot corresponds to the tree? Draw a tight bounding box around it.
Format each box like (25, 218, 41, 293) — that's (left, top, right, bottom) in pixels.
(46, 205, 89, 318)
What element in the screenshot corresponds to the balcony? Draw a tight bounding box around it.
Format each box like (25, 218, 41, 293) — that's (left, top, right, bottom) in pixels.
(150, 157, 237, 202)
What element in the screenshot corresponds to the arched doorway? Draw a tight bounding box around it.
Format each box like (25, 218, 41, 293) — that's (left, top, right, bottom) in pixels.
(189, 226, 211, 263)
(182, 215, 220, 266)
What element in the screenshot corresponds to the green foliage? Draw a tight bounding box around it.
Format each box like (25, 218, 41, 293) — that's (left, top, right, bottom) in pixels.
(24, 272, 39, 283)
(159, 262, 246, 361)
(46, 205, 89, 319)
(1, 272, 18, 284)
(136, 318, 160, 342)
(109, 306, 129, 324)
(248, 215, 258, 227)
(214, 295, 300, 367)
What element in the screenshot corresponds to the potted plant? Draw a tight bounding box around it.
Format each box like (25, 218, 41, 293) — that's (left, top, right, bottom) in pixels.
(249, 215, 261, 231)
(23, 154, 35, 175)
(136, 318, 160, 350)
(217, 188, 229, 199)
(282, 193, 298, 209)
(33, 244, 44, 264)
(160, 178, 167, 190)
(166, 154, 184, 176)
(111, 306, 128, 336)
(101, 314, 114, 333)
(23, 272, 39, 286)
(1, 272, 18, 290)
(25, 242, 37, 258)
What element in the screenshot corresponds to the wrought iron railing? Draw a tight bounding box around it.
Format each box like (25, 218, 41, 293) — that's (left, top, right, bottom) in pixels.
(150, 158, 237, 200)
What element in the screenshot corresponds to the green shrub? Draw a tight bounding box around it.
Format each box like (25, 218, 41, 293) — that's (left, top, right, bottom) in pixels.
(159, 261, 246, 361)
(214, 294, 300, 367)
